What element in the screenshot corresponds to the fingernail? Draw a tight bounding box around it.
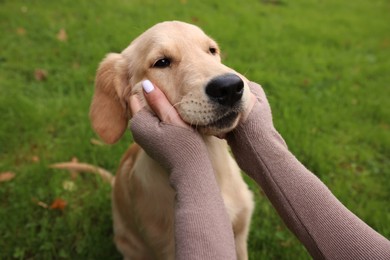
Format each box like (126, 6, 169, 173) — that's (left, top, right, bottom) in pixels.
(142, 80, 154, 93)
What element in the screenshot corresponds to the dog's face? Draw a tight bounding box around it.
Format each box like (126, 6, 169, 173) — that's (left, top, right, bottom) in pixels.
(90, 21, 249, 143)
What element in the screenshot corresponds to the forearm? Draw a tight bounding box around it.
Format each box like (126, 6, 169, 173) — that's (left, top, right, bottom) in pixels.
(131, 110, 236, 259)
(227, 102, 390, 259)
(168, 145, 236, 260)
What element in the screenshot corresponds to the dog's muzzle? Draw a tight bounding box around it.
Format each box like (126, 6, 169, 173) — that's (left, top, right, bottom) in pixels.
(195, 73, 244, 133)
(205, 73, 244, 107)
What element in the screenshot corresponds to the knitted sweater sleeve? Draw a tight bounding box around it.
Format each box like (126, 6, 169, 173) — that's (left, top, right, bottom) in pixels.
(131, 109, 236, 260)
(227, 84, 390, 259)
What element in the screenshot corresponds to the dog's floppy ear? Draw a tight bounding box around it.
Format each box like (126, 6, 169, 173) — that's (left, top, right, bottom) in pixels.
(90, 53, 129, 144)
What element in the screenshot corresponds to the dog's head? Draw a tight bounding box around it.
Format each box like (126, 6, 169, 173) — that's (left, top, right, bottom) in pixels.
(90, 21, 250, 144)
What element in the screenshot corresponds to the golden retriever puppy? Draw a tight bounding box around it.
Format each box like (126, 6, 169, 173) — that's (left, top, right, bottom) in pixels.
(90, 21, 254, 259)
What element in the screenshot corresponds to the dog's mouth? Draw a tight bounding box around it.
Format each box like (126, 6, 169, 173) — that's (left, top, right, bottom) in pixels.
(190, 111, 240, 135)
(178, 87, 246, 135)
(207, 111, 239, 129)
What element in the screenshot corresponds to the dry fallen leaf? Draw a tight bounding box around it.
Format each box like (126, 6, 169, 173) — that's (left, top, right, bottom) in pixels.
(34, 69, 48, 81)
(90, 138, 106, 146)
(0, 172, 15, 183)
(191, 16, 199, 23)
(57, 28, 68, 42)
(50, 198, 67, 210)
(16, 27, 26, 36)
(72, 62, 80, 70)
(31, 155, 40, 163)
(32, 198, 49, 208)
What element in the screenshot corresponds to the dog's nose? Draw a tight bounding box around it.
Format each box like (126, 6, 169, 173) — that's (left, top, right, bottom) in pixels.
(205, 74, 244, 107)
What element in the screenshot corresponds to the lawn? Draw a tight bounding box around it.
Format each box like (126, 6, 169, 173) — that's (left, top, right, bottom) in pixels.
(0, 0, 389, 259)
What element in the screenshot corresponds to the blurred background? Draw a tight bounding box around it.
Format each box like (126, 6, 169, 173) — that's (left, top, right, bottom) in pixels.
(0, 0, 389, 259)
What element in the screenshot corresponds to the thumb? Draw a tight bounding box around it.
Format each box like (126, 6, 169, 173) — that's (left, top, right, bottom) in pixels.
(142, 80, 190, 129)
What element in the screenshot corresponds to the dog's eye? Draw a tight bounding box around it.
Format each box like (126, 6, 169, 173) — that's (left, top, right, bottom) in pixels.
(209, 47, 217, 55)
(153, 58, 171, 68)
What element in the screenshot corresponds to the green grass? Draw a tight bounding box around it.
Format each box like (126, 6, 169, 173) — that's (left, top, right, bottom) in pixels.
(0, 0, 389, 259)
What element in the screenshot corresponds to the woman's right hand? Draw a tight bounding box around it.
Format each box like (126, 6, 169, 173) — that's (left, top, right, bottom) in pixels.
(129, 80, 207, 171)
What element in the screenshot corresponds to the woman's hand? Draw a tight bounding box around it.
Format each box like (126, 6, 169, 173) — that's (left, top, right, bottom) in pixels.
(129, 80, 191, 129)
(129, 80, 206, 171)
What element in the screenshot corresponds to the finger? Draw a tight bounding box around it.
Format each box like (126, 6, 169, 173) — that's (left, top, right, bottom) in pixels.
(142, 80, 190, 129)
(240, 92, 257, 123)
(248, 81, 265, 101)
(142, 80, 177, 121)
(129, 94, 142, 117)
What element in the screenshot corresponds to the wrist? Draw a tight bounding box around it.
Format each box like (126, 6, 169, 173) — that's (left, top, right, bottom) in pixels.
(227, 101, 288, 158)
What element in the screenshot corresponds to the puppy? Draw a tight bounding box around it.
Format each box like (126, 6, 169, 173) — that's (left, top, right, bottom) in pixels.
(90, 21, 254, 259)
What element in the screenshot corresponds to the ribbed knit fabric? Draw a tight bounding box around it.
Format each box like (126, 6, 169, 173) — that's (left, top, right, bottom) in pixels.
(227, 82, 390, 259)
(131, 110, 237, 260)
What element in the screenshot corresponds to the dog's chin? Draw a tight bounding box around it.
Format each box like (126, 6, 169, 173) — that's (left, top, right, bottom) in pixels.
(194, 112, 240, 136)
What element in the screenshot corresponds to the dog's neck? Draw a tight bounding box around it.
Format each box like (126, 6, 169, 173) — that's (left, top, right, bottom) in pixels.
(201, 135, 236, 187)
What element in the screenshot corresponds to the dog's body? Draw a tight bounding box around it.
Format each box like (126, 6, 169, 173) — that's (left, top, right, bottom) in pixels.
(90, 21, 254, 259)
